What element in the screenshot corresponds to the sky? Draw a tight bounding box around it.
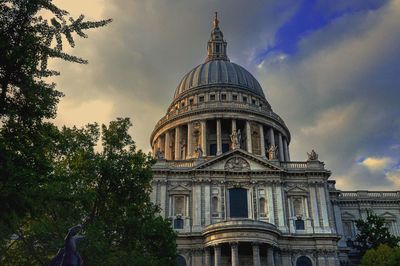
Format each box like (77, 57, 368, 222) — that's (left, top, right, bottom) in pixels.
(50, 0, 400, 191)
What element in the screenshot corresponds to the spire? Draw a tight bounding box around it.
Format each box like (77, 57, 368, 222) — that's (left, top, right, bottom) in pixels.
(206, 12, 229, 62)
(213, 12, 219, 28)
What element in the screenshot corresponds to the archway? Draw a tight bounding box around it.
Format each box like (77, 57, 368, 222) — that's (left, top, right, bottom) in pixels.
(296, 256, 312, 266)
(176, 255, 186, 266)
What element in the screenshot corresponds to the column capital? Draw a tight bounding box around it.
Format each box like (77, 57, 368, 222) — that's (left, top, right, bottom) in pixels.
(229, 241, 239, 248)
(252, 241, 261, 247)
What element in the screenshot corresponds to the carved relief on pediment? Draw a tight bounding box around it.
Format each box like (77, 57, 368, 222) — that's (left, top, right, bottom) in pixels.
(224, 156, 250, 171)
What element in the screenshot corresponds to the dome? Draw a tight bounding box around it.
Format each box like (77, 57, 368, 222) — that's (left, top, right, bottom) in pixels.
(173, 60, 265, 100)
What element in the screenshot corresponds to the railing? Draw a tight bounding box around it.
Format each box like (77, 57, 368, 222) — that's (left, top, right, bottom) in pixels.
(280, 161, 308, 169)
(339, 191, 400, 199)
(166, 160, 196, 168)
(154, 101, 287, 129)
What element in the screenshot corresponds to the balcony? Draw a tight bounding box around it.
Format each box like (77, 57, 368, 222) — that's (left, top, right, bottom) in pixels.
(202, 219, 281, 246)
(153, 101, 287, 133)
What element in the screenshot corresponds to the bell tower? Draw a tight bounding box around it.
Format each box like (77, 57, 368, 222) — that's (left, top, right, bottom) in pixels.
(206, 12, 229, 62)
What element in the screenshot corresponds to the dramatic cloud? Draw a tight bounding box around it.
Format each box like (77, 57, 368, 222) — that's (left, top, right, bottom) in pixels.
(360, 157, 395, 172)
(49, 0, 400, 190)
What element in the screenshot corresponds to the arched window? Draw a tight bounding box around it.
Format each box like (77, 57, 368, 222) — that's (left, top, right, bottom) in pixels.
(295, 218, 305, 230)
(176, 255, 186, 266)
(174, 217, 184, 229)
(296, 256, 312, 266)
(259, 198, 267, 217)
(212, 196, 219, 217)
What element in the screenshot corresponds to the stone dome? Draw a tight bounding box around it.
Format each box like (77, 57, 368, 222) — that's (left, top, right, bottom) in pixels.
(173, 60, 265, 100)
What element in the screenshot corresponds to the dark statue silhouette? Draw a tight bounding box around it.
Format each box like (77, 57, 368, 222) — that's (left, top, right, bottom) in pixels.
(50, 225, 85, 266)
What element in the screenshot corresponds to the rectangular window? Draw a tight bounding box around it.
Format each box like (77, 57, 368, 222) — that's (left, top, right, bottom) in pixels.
(216, 44, 220, 53)
(222, 143, 229, 153)
(210, 94, 216, 101)
(189, 98, 194, 105)
(199, 96, 205, 103)
(242, 96, 247, 103)
(221, 94, 227, 101)
(252, 99, 256, 105)
(229, 188, 248, 218)
(209, 144, 217, 156)
(181, 102, 185, 107)
(232, 94, 238, 101)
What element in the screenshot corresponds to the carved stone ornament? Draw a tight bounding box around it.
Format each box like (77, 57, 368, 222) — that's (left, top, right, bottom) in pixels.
(155, 149, 164, 160)
(224, 156, 250, 171)
(267, 145, 278, 160)
(307, 149, 318, 161)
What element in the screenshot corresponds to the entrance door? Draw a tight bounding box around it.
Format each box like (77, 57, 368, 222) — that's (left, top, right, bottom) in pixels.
(229, 188, 248, 218)
(296, 256, 312, 266)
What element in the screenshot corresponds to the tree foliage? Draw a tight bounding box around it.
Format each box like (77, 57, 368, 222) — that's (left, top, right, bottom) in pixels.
(360, 244, 400, 266)
(0, 1, 177, 265)
(1, 0, 111, 237)
(3, 119, 177, 265)
(355, 212, 400, 254)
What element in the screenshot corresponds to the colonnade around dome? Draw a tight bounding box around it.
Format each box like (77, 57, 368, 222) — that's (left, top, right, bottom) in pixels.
(152, 117, 290, 162)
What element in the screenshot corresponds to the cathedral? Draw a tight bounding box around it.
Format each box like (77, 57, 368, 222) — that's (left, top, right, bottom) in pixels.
(149, 14, 400, 266)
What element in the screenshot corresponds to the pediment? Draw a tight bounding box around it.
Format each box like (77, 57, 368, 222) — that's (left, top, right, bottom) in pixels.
(381, 212, 396, 221)
(286, 186, 308, 196)
(341, 211, 356, 220)
(168, 184, 191, 195)
(193, 149, 283, 172)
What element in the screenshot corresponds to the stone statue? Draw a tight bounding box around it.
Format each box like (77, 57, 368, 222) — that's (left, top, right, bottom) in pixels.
(307, 149, 318, 161)
(180, 139, 186, 159)
(267, 145, 278, 160)
(230, 129, 239, 149)
(195, 145, 203, 158)
(50, 225, 85, 266)
(156, 149, 164, 160)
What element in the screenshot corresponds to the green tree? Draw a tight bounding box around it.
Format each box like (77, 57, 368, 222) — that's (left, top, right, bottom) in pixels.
(0, 0, 111, 255)
(0, 1, 177, 265)
(360, 244, 400, 266)
(355, 212, 400, 254)
(3, 119, 177, 265)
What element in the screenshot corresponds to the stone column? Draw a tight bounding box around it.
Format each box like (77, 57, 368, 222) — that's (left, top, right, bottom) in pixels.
(231, 242, 239, 266)
(157, 137, 162, 152)
(283, 137, 290, 161)
(204, 248, 211, 266)
(231, 119, 237, 132)
(164, 131, 171, 160)
(175, 126, 181, 160)
(269, 127, 275, 147)
(259, 124, 266, 157)
(201, 120, 207, 157)
(214, 245, 221, 266)
(246, 120, 252, 153)
(267, 247, 275, 266)
(216, 119, 222, 155)
(278, 133, 284, 161)
(187, 122, 192, 158)
(273, 250, 282, 266)
(252, 242, 260, 266)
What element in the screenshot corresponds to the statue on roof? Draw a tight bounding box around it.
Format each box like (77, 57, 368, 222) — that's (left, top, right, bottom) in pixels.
(267, 145, 278, 160)
(230, 129, 241, 149)
(307, 149, 319, 161)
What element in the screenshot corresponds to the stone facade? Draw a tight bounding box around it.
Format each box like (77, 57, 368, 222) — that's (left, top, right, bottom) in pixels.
(149, 14, 400, 266)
